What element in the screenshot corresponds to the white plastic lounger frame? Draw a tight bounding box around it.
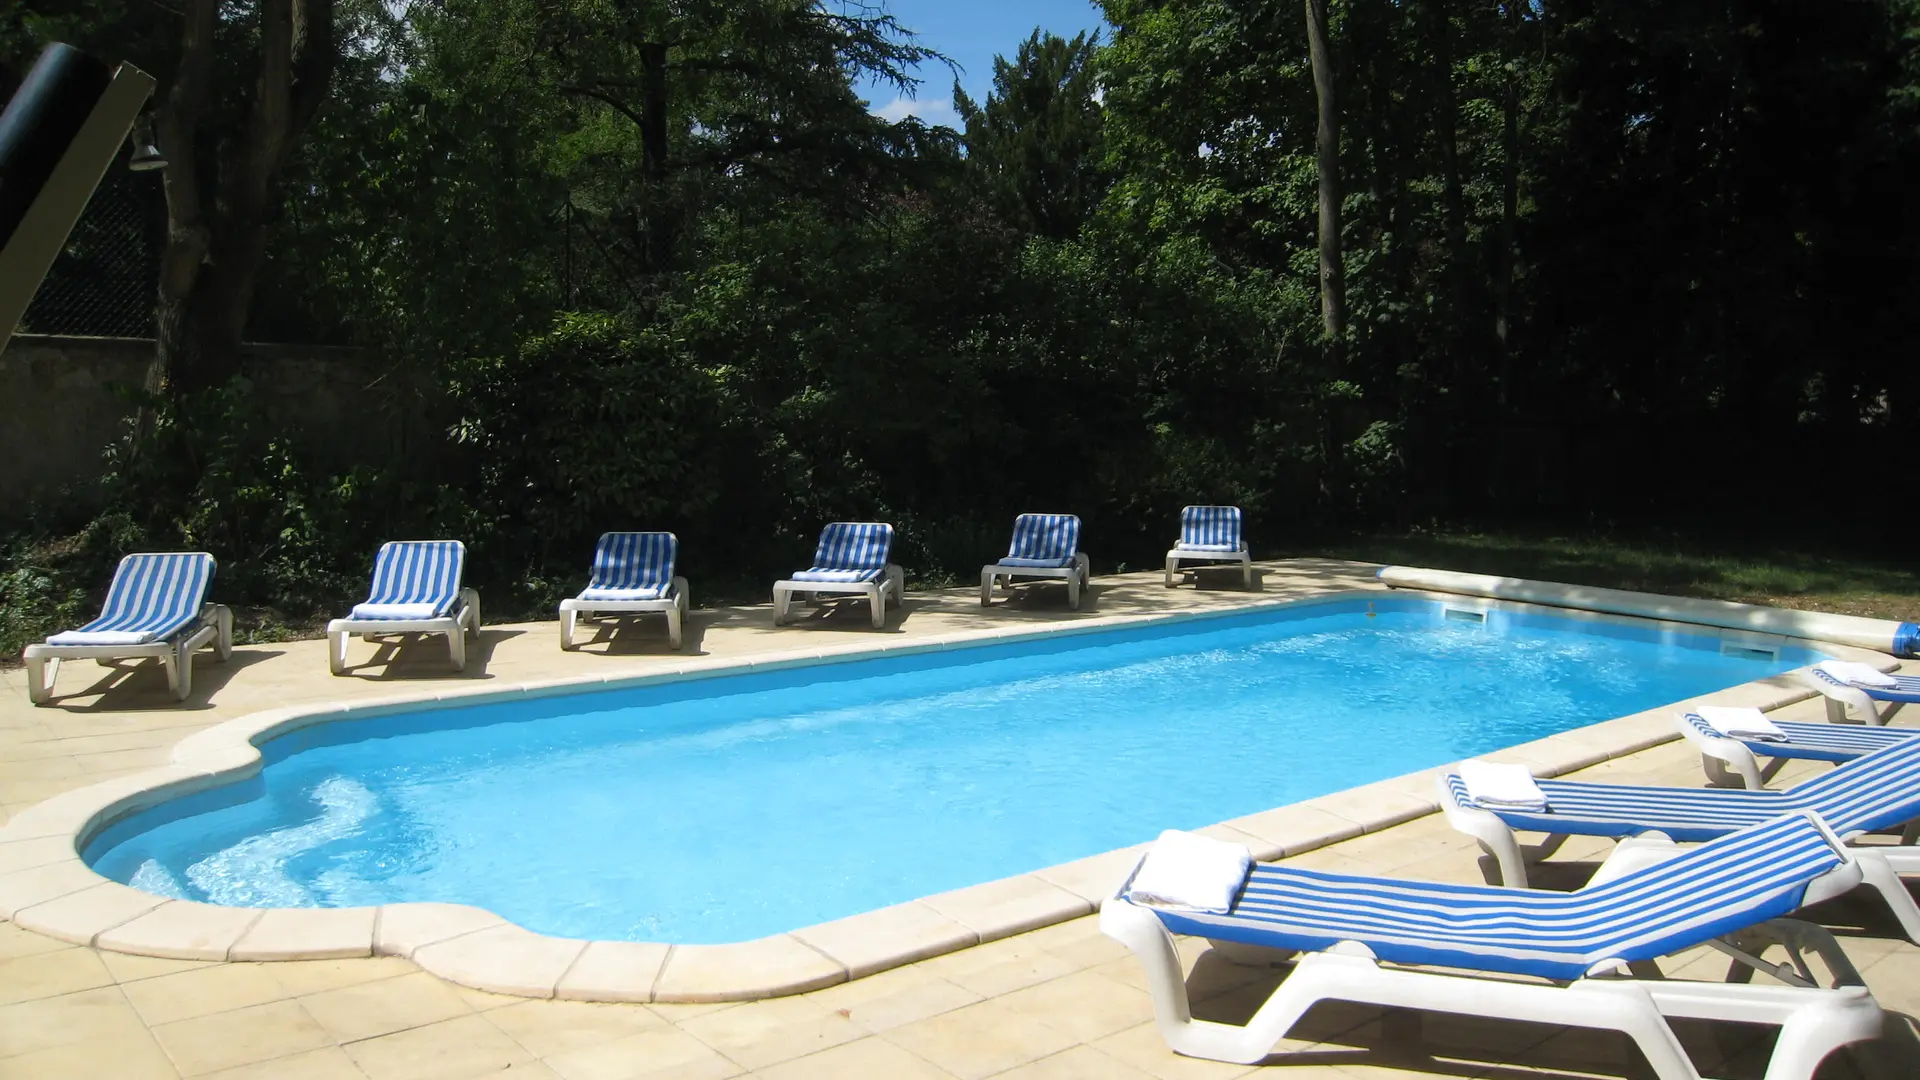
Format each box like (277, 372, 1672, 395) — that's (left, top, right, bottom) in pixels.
(327, 540, 480, 674)
(1677, 710, 1920, 790)
(980, 513, 1090, 609)
(23, 552, 232, 705)
(1802, 662, 1920, 726)
(558, 532, 690, 650)
(1437, 738, 1920, 943)
(773, 522, 902, 630)
(1101, 812, 1881, 1077)
(1164, 505, 1252, 588)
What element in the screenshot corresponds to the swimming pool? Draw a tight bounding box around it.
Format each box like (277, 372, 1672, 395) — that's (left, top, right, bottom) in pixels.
(85, 596, 1822, 944)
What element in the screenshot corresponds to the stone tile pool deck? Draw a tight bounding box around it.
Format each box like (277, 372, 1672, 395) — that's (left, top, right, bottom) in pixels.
(3, 559, 1917, 1078)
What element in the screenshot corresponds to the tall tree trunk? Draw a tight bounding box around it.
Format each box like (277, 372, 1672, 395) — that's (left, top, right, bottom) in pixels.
(1493, 0, 1519, 392)
(1305, 0, 1344, 341)
(638, 41, 675, 276)
(150, 0, 336, 399)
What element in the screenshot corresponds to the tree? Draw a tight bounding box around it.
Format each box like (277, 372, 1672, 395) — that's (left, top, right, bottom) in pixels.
(1303, 0, 1342, 341)
(150, 0, 338, 397)
(954, 29, 1109, 237)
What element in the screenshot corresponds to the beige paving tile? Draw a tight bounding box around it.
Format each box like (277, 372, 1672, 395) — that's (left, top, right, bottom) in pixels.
(0, 984, 149, 1059)
(997, 969, 1156, 1043)
(97, 900, 264, 960)
(1089, 1022, 1260, 1080)
(542, 1026, 744, 1080)
(270, 955, 419, 996)
(807, 965, 983, 1033)
(554, 940, 672, 1004)
(0, 943, 114, 1006)
(919, 938, 1085, 999)
(752, 1035, 960, 1080)
(483, 997, 672, 1058)
(342, 1013, 535, 1080)
(0, 919, 68, 960)
(150, 999, 334, 1077)
(100, 950, 221, 983)
(197, 1046, 367, 1080)
(677, 994, 865, 1071)
(880, 998, 1079, 1080)
(0, 1025, 179, 1079)
(299, 969, 473, 1042)
(651, 937, 846, 1004)
(995, 1044, 1162, 1079)
(122, 961, 291, 1025)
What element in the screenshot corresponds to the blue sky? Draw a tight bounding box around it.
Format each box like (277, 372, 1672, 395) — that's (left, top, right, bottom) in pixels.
(853, 0, 1108, 129)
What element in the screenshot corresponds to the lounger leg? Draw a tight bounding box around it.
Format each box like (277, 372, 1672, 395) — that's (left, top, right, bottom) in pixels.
(667, 602, 683, 650)
(448, 625, 467, 671)
(773, 586, 789, 626)
(25, 654, 52, 705)
(1068, 574, 1081, 610)
(464, 588, 482, 635)
(1853, 852, 1920, 945)
(870, 585, 886, 629)
(981, 568, 995, 607)
(213, 605, 234, 661)
(560, 608, 578, 650)
(1164, 556, 1178, 587)
(163, 647, 184, 701)
(1242, 557, 1252, 589)
(328, 630, 348, 676)
(174, 642, 195, 701)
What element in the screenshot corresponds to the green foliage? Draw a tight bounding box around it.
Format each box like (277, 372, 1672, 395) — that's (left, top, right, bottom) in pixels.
(955, 29, 1110, 237)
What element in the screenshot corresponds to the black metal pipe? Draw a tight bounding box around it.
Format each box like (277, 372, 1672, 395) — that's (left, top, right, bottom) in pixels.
(0, 44, 112, 248)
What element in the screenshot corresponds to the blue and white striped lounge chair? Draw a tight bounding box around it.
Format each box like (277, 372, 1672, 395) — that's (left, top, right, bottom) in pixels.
(1102, 813, 1881, 1075)
(1802, 659, 1920, 726)
(22, 552, 231, 705)
(1164, 505, 1251, 588)
(980, 513, 1091, 610)
(558, 532, 689, 650)
(1439, 735, 1920, 942)
(325, 540, 480, 674)
(1676, 709, 1920, 790)
(772, 522, 902, 629)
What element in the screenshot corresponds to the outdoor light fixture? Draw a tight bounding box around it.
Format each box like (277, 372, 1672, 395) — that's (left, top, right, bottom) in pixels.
(127, 113, 166, 171)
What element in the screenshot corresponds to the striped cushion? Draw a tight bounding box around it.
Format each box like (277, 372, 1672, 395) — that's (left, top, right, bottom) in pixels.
(807, 522, 894, 572)
(1811, 666, 1920, 704)
(1178, 505, 1244, 552)
(351, 541, 466, 619)
(1145, 812, 1842, 981)
(1682, 711, 1920, 764)
(1000, 514, 1079, 569)
(577, 532, 676, 601)
(1446, 734, 1920, 843)
(54, 552, 214, 644)
(790, 567, 887, 584)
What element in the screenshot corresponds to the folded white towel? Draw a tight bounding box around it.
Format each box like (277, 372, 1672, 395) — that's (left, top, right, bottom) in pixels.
(349, 602, 449, 621)
(1696, 706, 1787, 742)
(44, 629, 157, 646)
(1126, 830, 1254, 914)
(1819, 659, 1898, 689)
(1459, 760, 1548, 811)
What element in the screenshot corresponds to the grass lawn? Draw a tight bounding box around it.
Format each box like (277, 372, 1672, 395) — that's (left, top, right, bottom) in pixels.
(1311, 527, 1920, 623)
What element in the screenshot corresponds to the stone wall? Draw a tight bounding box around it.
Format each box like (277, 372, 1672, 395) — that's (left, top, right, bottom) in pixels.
(0, 334, 425, 521)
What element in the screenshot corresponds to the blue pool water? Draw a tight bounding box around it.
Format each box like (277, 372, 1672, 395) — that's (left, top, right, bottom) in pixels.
(86, 597, 1822, 943)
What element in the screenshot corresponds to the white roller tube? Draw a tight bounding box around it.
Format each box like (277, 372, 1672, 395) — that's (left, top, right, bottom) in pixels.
(1377, 566, 1918, 658)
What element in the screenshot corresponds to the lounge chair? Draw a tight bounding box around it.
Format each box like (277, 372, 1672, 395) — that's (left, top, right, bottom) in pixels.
(1102, 813, 1881, 1076)
(326, 540, 480, 674)
(558, 532, 689, 650)
(1164, 505, 1251, 588)
(1803, 659, 1920, 726)
(1677, 709, 1920, 790)
(979, 513, 1090, 609)
(23, 552, 231, 705)
(772, 522, 902, 629)
(1439, 737, 1920, 941)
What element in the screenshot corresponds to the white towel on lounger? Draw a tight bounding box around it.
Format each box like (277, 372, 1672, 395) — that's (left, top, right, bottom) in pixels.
(349, 602, 447, 621)
(1696, 706, 1787, 742)
(1126, 830, 1253, 914)
(1460, 760, 1548, 811)
(44, 629, 157, 646)
(1819, 660, 1898, 688)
